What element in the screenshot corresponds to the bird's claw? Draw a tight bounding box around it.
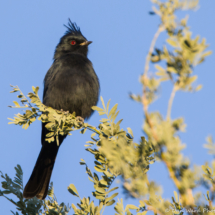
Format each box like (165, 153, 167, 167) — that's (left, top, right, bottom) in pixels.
(60, 109, 69, 114)
(76, 116, 84, 125)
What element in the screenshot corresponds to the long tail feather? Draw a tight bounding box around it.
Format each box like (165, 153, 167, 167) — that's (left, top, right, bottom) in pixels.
(23, 123, 66, 200)
(23, 142, 59, 200)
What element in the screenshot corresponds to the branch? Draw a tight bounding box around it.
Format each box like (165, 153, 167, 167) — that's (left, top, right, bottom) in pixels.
(166, 84, 178, 120)
(142, 25, 165, 113)
(143, 25, 165, 76)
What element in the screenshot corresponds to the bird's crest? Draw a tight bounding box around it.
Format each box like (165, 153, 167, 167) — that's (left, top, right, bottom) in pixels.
(64, 19, 83, 36)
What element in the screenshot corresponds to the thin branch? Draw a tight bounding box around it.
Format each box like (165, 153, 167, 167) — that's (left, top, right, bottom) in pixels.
(15, 85, 32, 108)
(161, 154, 181, 188)
(166, 84, 178, 120)
(141, 25, 165, 140)
(142, 25, 165, 113)
(144, 24, 165, 76)
(101, 176, 117, 215)
(86, 125, 102, 135)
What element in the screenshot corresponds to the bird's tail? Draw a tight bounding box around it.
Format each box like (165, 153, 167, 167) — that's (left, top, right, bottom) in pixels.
(23, 141, 59, 200)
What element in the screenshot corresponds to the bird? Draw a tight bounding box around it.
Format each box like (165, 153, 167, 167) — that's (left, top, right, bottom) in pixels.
(23, 19, 100, 200)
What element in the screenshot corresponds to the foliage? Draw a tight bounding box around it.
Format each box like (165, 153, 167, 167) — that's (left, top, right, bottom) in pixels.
(8, 85, 83, 145)
(0, 165, 70, 215)
(1, 0, 214, 214)
(6, 85, 152, 214)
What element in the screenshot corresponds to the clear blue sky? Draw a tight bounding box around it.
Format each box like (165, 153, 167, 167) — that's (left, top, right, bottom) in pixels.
(0, 1, 215, 214)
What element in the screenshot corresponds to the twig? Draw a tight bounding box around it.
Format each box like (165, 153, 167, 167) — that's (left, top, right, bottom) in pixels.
(143, 25, 165, 76)
(161, 154, 181, 188)
(142, 25, 165, 114)
(141, 25, 165, 139)
(15, 85, 32, 108)
(86, 125, 102, 135)
(166, 84, 178, 120)
(123, 182, 139, 199)
(101, 176, 117, 215)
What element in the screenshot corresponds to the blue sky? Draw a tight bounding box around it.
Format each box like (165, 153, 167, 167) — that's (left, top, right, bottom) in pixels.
(0, 1, 215, 214)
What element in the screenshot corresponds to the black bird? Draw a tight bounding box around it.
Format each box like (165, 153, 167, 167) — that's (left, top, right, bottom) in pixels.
(23, 20, 100, 200)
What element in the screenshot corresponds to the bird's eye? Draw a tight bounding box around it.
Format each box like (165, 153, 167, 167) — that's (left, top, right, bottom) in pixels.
(71, 40, 76, 45)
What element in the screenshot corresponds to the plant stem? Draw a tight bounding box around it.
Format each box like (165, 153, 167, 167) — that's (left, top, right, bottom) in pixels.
(142, 25, 164, 113)
(144, 25, 165, 76)
(166, 84, 178, 120)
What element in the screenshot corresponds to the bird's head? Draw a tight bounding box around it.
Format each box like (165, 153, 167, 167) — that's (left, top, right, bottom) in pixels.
(54, 19, 92, 59)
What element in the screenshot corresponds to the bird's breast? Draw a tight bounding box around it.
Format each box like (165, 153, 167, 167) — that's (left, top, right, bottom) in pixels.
(43, 54, 99, 119)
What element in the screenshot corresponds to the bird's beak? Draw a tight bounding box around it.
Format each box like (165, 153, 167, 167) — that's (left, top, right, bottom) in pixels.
(80, 41, 92, 46)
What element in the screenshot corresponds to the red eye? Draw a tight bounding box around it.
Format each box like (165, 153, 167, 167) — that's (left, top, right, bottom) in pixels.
(71, 40, 76, 45)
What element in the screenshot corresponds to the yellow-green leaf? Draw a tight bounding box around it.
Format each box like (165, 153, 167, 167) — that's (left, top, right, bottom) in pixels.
(68, 184, 79, 197)
(106, 200, 115, 206)
(139, 200, 145, 207)
(155, 64, 165, 72)
(127, 127, 133, 138)
(108, 104, 118, 118)
(125, 204, 139, 211)
(99, 179, 108, 186)
(106, 193, 118, 203)
(137, 212, 147, 215)
(167, 67, 177, 74)
(166, 38, 178, 47)
(94, 184, 106, 194)
(92, 106, 104, 112)
(94, 166, 105, 173)
(174, 191, 178, 202)
(196, 84, 202, 91)
(13, 101, 20, 107)
(107, 187, 118, 193)
(100, 96, 105, 110)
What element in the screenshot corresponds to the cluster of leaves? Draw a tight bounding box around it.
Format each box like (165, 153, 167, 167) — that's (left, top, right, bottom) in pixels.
(8, 85, 85, 145)
(91, 100, 158, 199)
(0, 165, 70, 215)
(131, 0, 211, 106)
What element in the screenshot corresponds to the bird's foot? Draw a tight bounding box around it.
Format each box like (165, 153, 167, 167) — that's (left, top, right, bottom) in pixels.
(76, 116, 84, 125)
(60, 109, 69, 115)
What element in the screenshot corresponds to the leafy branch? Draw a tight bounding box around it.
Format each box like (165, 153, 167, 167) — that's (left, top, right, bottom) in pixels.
(131, 0, 213, 212)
